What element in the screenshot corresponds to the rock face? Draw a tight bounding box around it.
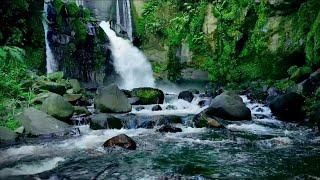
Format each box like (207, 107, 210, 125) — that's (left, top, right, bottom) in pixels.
(94, 84, 132, 113)
(16, 108, 70, 136)
(90, 114, 123, 130)
(42, 93, 74, 122)
(0, 126, 17, 143)
(178, 91, 194, 102)
(269, 92, 305, 121)
(206, 92, 251, 120)
(157, 125, 182, 133)
(103, 134, 136, 150)
(131, 88, 164, 105)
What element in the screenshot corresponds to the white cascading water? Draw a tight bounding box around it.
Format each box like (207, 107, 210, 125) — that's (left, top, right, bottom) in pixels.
(43, 2, 58, 73)
(99, 21, 155, 90)
(116, 0, 133, 40)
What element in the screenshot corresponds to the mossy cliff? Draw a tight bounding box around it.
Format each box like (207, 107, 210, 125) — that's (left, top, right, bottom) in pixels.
(133, 0, 320, 83)
(48, 0, 111, 84)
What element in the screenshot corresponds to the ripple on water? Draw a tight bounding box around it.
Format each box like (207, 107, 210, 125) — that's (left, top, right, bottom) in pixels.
(0, 157, 65, 177)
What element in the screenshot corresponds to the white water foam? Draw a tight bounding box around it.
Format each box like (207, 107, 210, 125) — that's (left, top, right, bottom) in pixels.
(99, 21, 155, 89)
(0, 157, 65, 177)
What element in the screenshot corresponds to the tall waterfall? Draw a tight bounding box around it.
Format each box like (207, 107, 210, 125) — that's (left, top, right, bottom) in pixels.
(116, 0, 133, 40)
(43, 2, 57, 73)
(99, 21, 155, 90)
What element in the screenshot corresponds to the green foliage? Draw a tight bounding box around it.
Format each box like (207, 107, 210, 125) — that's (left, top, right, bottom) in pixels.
(0, 46, 27, 99)
(306, 11, 320, 66)
(167, 46, 181, 81)
(0, 118, 21, 131)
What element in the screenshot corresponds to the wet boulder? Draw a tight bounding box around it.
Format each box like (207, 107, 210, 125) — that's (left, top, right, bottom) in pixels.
(178, 91, 194, 102)
(166, 105, 177, 110)
(63, 93, 82, 104)
(206, 92, 251, 121)
(193, 110, 223, 128)
(0, 126, 17, 143)
(90, 114, 123, 130)
(152, 105, 162, 111)
(94, 84, 132, 113)
(103, 134, 136, 150)
(157, 125, 182, 133)
(135, 106, 145, 111)
(41, 93, 74, 123)
(16, 108, 70, 136)
(269, 92, 305, 121)
(131, 88, 164, 105)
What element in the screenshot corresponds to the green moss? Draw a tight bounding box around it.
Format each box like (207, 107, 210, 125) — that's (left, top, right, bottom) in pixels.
(132, 88, 163, 105)
(306, 11, 320, 66)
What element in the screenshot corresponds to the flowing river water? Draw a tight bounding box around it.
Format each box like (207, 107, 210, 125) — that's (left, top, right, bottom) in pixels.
(0, 93, 320, 179)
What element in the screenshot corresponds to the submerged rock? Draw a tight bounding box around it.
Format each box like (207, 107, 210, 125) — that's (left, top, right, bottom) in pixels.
(0, 126, 17, 143)
(166, 105, 178, 110)
(41, 93, 74, 123)
(131, 88, 164, 105)
(135, 106, 145, 111)
(16, 108, 70, 136)
(152, 105, 162, 111)
(157, 125, 182, 133)
(269, 92, 305, 121)
(94, 84, 132, 113)
(103, 134, 136, 150)
(178, 91, 194, 102)
(206, 92, 251, 121)
(90, 114, 123, 130)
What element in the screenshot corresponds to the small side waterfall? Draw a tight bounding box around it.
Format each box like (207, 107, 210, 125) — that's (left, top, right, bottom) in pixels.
(99, 21, 155, 90)
(116, 0, 133, 40)
(43, 2, 58, 73)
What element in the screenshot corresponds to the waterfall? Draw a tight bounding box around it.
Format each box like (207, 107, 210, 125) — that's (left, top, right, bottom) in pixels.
(99, 21, 155, 90)
(43, 2, 58, 73)
(116, 0, 133, 40)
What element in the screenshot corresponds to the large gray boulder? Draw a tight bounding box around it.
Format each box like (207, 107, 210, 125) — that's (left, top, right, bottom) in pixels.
(94, 84, 132, 113)
(90, 114, 123, 130)
(16, 108, 70, 136)
(41, 93, 74, 122)
(0, 126, 17, 143)
(206, 92, 251, 120)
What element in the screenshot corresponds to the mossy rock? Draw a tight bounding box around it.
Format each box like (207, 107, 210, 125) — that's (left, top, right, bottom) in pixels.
(68, 79, 82, 93)
(131, 88, 164, 105)
(288, 66, 312, 83)
(47, 71, 64, 81)
(38, 81, 67, 95)
(41, 93, 74, 122)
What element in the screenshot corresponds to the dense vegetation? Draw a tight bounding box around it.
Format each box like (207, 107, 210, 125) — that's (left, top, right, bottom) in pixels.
(135, 0, 320, 84)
